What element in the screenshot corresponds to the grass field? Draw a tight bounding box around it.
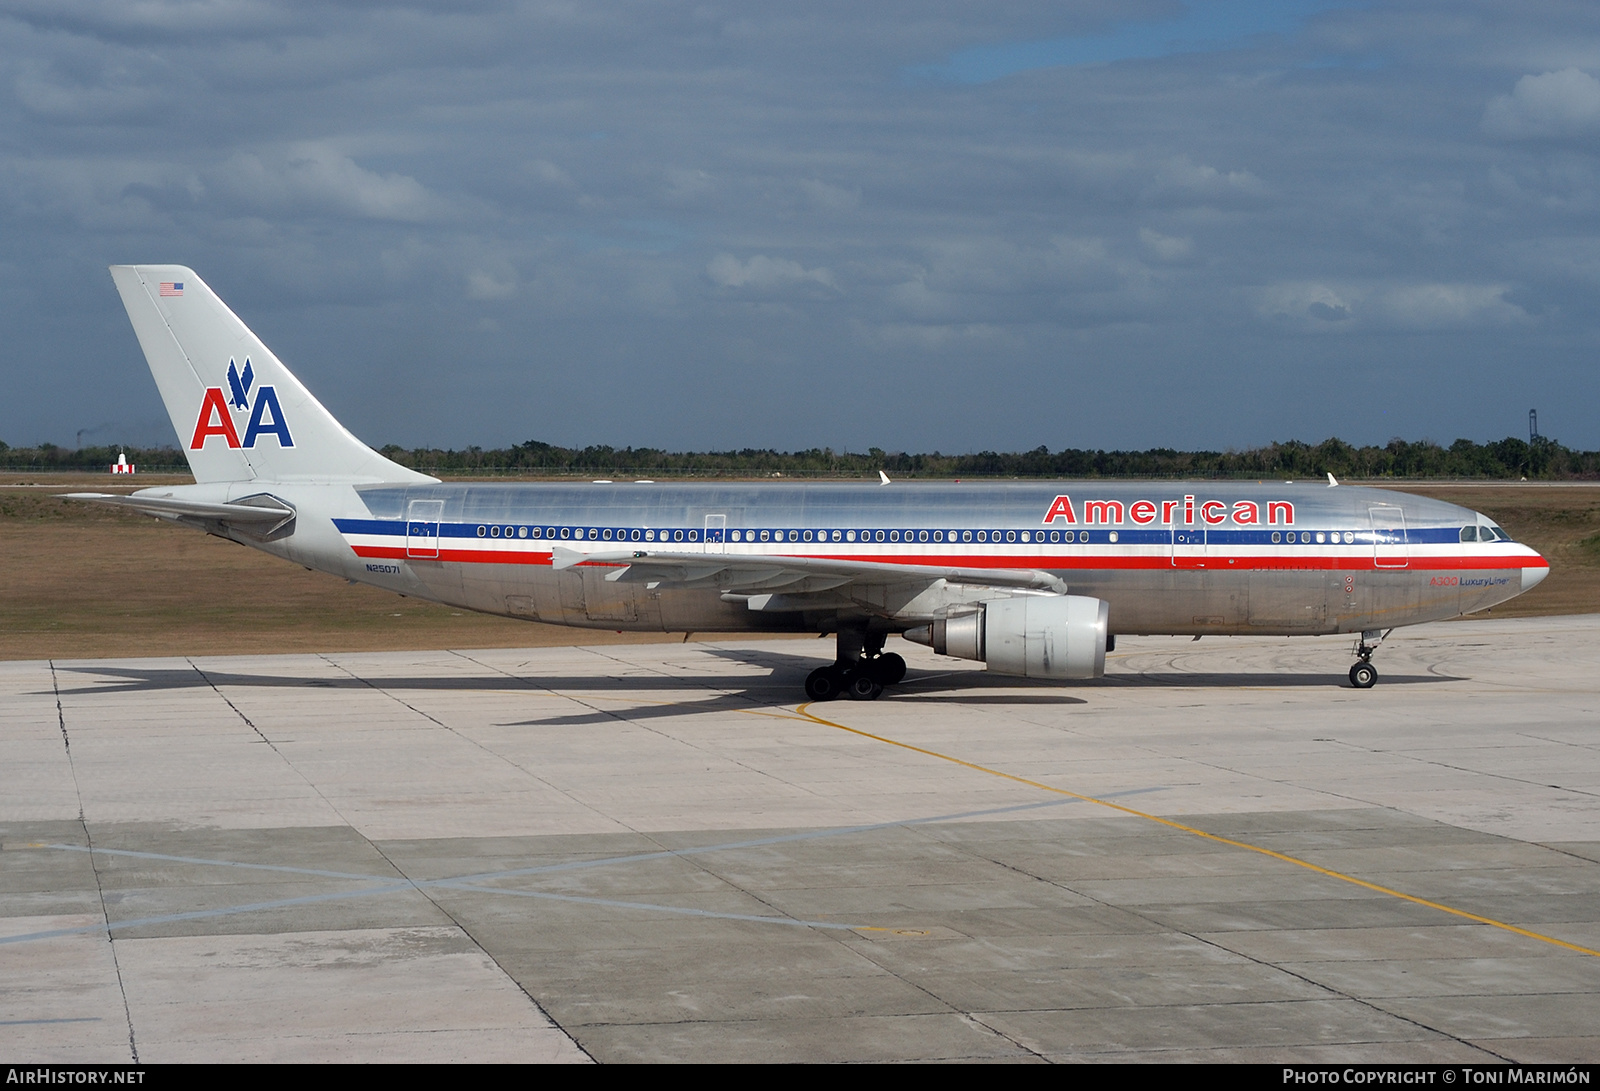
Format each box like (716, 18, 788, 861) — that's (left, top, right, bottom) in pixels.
(3, 475, 1595, 661)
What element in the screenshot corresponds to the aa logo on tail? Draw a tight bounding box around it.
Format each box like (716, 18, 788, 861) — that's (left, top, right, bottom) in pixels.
(191, 358, 294, 449)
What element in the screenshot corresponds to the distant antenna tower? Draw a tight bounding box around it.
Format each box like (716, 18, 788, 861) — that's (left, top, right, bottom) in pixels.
(1529, 409, 1539, 445)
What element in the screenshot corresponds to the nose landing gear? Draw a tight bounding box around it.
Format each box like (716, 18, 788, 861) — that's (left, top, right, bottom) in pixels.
(803, 627, 908, 701)
(1348, 628, 1389, 689)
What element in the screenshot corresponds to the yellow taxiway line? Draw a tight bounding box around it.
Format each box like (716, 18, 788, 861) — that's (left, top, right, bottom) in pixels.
(796, 702, 1600, 960)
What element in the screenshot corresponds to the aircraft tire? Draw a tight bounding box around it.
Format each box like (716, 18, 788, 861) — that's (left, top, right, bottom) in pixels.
(1349, 662, 1378, 689)
(870, 653, 907, 685)
(805, 666, 845, 701)
(845, 673, 884, 701)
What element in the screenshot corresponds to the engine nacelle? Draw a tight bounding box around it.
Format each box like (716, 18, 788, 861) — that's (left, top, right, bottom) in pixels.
(903, 595, 1110, 680)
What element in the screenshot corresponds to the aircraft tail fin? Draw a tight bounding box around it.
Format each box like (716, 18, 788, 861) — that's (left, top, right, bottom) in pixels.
(109, 265, 434, 485)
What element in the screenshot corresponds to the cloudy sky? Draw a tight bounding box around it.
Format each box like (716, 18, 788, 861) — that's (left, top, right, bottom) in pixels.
(4, 1, 1600, 454)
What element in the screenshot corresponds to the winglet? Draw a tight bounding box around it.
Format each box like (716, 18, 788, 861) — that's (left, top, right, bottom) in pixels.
(1327, 472, 1339, 487)
(879, 470, 891, 485)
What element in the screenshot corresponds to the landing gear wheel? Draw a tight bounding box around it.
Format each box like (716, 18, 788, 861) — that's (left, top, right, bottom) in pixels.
(869, 653, 906, 685)
(845, 672, 884, 701)
(805, 666, 845, 701)
(1349, 662, 1378, 689)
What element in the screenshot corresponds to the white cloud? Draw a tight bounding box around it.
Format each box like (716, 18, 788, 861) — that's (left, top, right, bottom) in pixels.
(217, 143, 440, 222)
(665, 167, 717, 204)
(1139, 228, 1193, 262)
(1257, 282, 1530, 331)
(1483, 68, 1600, 139)
(797, 178, 860, 212)
(3, 0, 289, 39)
(1375, 283, 1528, 328)
(466, 270, 517, 300)
(707, 252, 836, 293)
(526, 159, 577, 189)
(1148, 156, 1266, 201)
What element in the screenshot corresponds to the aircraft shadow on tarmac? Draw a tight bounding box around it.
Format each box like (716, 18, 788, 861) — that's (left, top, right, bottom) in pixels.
(49, 656, 1092, 729)
(703, 647, 1465, 692)
(48, 647, 1461, 715)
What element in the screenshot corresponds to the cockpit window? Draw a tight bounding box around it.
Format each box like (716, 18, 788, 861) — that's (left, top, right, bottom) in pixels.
(1468, 513, 1515, 543)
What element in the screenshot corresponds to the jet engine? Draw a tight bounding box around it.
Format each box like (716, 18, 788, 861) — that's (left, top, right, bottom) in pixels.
(902, 595, 1110, 680)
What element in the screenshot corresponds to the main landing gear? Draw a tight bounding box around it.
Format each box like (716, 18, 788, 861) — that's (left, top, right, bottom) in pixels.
(804, 628, 907, 702)
(1349, 628, 1390, 689)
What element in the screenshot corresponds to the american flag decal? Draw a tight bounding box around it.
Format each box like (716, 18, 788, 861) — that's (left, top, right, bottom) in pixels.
(159, 281, 184, 297)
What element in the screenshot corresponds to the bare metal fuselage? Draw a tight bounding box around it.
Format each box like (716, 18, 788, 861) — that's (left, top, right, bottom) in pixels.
(220, 478, 1548, 639)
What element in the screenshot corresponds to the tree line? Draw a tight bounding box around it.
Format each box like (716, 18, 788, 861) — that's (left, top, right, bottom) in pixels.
(1, 435, 1590, 479)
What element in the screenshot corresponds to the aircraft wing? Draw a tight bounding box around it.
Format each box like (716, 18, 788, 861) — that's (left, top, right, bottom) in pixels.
(60, 492, 296, 537)
(551, 545, 1067, 611)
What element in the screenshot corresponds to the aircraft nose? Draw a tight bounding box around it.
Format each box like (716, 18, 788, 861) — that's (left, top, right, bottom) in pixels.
(1522, 560, 1550, 592)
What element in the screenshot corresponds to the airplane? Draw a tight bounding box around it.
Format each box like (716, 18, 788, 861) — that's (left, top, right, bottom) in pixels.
(65, 265, 1550, 699)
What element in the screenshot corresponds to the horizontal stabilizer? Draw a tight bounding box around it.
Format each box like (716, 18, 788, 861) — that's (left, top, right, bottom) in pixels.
(61, 491, 296, 537)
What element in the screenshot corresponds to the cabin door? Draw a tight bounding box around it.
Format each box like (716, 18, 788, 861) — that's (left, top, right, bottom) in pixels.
(1369, 505, 1409, 568)
(704, 514, 727, 553)
(1170, 501, 1206, 567)
(406, 499, 444, 559)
